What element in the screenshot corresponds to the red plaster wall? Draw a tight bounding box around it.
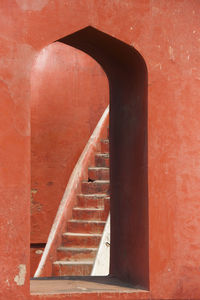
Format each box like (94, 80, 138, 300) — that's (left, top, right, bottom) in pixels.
(30, 247, 44, 278)
(0, 1, 200, 299)
(31, 42, 108, 244)
(0, 25, 34, 300)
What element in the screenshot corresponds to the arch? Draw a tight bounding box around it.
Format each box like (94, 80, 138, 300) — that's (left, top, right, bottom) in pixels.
(57, 26, 149, 288)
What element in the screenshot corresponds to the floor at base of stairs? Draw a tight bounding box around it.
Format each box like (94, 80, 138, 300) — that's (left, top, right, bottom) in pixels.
(30, 276, 149, 297)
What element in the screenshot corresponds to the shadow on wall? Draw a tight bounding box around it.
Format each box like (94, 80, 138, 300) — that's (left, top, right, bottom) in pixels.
(58, 26, 148, 288)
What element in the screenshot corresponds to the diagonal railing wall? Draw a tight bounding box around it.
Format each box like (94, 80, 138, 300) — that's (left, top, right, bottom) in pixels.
(34, 106, 109, 277)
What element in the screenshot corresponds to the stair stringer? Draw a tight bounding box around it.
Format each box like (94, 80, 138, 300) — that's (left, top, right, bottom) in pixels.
(91, 214, 110, 276)
(34, 106, 109, 277)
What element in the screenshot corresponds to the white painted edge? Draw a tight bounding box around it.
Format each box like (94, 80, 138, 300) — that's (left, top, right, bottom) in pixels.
(91, 214, 110, 276)
(34, 105, 109, 277)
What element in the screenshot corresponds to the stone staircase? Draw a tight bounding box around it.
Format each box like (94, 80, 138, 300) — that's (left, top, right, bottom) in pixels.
(52, 136, 110, 276)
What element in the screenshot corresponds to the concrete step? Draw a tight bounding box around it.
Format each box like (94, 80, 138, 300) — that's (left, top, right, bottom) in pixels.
(72, 207, 107, 221)
(95, 153, 109, 167)
(52, 260, 93, 276)
(76, 194, 108, 208)
(81, 180, 109, 194)
(101, 139, 109, 153)
(50, 132, 110, 277)
(67, 219, 106, 233)
(88, 167, 109, 181)
(57, 247, 97, 261)
(62, 232, 102, 248)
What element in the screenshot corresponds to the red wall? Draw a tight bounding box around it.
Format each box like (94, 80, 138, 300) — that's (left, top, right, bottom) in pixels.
(0, 1, 200, 299)
(31, 42, 108, 244)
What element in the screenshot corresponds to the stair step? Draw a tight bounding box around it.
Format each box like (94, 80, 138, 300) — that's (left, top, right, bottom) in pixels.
(62, 232, 102, 248)
(72, 207, 106, 221)
(77, 194, 108, 208)
(88, 167, 109, 180)
(67, 219, 106, 233)
(57, 247, 97, 261)
(81, 180, 109, 194)
(52, 260, 93, 276)
(101, 139, 109, 153)
(95, 153, 109, 167)
(51, 130, 110, 277)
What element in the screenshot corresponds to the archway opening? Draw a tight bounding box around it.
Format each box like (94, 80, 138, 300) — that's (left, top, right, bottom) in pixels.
(31, 26, 148, 292)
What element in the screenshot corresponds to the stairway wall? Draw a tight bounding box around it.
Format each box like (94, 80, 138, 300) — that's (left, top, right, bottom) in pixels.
(30, 42, 108, 276)
(34, 107, 109, 277)
(31, 42, 109, 242)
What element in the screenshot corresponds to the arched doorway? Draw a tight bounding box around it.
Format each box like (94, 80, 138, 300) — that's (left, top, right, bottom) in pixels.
(58, 26, 149, 288)
(32, 26, 148, 290)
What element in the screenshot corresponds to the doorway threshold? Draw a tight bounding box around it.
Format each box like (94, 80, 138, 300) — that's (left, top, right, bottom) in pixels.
(30, 276, 149, 299)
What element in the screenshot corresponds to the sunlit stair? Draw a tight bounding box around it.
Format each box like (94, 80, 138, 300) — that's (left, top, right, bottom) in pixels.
(52, 136, 110, 276)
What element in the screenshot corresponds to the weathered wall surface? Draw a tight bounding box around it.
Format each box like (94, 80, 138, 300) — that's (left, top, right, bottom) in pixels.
(0, 0, 200, 299)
